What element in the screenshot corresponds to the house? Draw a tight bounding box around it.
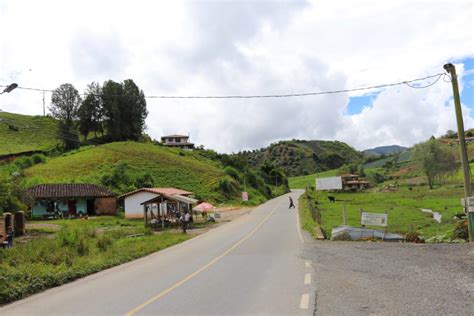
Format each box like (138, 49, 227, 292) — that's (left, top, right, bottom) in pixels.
(27, 184, 117, 218)
(161, 134, 194, 150)
(120, 187, 193, 219)
(340, 174, 370, 191)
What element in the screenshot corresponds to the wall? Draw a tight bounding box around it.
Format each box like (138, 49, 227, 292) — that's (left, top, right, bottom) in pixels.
(32, 201, 48, 217)
(95, 197, 117, 215)
(124, 192, 158, 218)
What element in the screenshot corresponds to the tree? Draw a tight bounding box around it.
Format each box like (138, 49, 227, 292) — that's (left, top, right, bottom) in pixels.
(412, 139, 458, 189)
(78, 82, 103, 139)
(101, 79, 148, 141)
(50, 83, 81, 150)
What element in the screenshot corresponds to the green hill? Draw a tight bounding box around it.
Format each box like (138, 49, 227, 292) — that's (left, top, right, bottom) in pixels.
(22, 142, 225, 200)
(241, 140, 363, 177)
(0, 112, 59, 156)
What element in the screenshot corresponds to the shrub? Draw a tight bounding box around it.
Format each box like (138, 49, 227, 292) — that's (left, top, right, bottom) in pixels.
(31, 154, 46, 164)
(14, 157, 34, 169)
(452, 220, 469, 240)
(218, 176, 240, 197)
(405, 231, 423, 243)
(224, 166, 241, 181)
(96, 235, 113, 252)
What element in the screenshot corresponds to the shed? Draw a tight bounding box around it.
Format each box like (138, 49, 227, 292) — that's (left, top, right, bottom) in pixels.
(27, 184, 117, 218)
(141, 194, 198, 227)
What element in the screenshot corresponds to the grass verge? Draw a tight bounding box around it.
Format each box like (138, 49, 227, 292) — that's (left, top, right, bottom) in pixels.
(298, 194, 320, 238)
(0, 217, 191, 304)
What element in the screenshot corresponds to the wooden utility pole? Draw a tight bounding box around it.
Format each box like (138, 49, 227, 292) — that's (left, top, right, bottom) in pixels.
(444, 63, 473, 242)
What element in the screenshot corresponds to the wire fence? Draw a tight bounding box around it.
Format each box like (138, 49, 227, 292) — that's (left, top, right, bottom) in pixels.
(305, 186, 321, 225)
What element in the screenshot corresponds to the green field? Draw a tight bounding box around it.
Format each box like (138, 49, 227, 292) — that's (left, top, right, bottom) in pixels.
(288, 169, 340, 189)
(23, 141, 226, 200)
(0, 112, 59, 156)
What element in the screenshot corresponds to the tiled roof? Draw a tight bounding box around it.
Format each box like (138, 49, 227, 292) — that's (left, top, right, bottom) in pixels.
(27, 184, 116, 199)
(120, 187, 193, 198)
(161, 134, 189, 138)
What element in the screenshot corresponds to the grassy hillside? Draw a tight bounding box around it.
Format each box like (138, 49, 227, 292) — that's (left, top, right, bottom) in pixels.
(0, 112, 59, 156)
(241, 140, 363, 177)
(23, 142, 226, 200)
(363, 145, 408, 156)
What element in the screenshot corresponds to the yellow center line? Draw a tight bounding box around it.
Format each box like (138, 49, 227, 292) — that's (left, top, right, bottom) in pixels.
(125, 208, 277, 316)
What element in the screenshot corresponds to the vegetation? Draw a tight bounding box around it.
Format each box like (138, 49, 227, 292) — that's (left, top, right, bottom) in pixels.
(412, 139, 459, 189)
(298, 193, 319, 238)
(0, 217, 191, 304)
(0, 112, 59, 156)
(240, 139, 363, 177)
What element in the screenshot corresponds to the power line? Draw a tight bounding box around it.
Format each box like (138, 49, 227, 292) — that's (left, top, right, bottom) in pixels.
(0, 73, 446, 100)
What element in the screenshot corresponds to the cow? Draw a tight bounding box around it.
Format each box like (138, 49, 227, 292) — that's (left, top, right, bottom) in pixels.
(328, 196, 336, 203)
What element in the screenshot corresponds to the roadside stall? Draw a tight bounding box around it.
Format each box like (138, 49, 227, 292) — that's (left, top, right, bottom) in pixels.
(141, 194, 198, 229)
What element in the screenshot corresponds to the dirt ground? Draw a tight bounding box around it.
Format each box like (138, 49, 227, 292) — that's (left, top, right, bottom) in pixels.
(304, 240, 474, 315)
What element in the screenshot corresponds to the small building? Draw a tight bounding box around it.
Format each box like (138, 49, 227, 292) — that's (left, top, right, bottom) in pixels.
(120, 187, 193, 219)
(142, 194, 198, 227)
(27, 184, 117, 218)
(340, 174, 370, 191)
(161, 134, 194, 150)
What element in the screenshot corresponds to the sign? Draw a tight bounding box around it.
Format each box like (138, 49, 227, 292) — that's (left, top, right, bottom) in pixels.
(461, 197, 474, 207)
(242, 192, 249, 202)
(361, 212, 388, 227)
(316, 176, 342, 191)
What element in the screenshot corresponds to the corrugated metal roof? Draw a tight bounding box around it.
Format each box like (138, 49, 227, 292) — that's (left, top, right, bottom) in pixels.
(27, 184, 116, 199)
(141, 194, 198, 205)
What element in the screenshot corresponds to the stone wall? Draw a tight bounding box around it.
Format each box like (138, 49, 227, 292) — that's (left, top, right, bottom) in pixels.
(95, 197, 117, 215)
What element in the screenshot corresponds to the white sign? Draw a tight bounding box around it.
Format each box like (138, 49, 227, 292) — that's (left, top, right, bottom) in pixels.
(316, 176, 342, 191)
(361, 212, 388, 227)
(461, 197, 474, 207)
(242, 192, 249, 202)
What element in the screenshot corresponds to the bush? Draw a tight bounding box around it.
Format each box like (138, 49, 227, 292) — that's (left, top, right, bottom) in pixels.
(452, 220, 469, 240)
(218, 176, 241, 197)
(14, 157, 34, 169)
(224, 166, 241, 181)
(96, 235, 113, 251)
(31, 154, 46, 164)
(405, 231, 423, 243)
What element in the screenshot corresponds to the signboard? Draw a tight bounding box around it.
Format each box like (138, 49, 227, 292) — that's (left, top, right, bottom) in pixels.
(361, 212, 388, 227)
(461, 197, 474, 207)
(316, 176, 342, 191)
(242, 192, 249, 202)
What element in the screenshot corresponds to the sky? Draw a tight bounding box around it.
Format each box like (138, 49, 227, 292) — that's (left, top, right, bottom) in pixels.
(0, 0, 473, 153)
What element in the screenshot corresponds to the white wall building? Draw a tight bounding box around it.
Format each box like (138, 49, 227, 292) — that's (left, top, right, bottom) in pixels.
(121, 188, 193, 219)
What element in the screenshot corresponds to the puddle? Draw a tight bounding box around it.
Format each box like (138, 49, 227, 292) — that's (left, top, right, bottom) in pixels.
(421, 208, 442, 223)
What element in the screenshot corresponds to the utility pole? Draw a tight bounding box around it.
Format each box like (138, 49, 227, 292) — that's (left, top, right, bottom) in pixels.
(444, 63, 473, 242)
(42, 89, 45, 116)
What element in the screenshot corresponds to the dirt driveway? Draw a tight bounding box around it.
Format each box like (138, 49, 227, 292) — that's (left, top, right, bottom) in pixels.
(305, 241, 474, 315)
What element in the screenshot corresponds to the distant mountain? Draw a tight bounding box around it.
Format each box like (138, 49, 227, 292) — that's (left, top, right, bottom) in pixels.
(239, 140, 363, 177)
(363, 145, 408, 157)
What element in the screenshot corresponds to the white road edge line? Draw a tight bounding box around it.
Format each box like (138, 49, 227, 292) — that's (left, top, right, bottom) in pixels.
(304, 273, 311, 285)
(296, 203, 304, 244)
(300, 294, 310, 309)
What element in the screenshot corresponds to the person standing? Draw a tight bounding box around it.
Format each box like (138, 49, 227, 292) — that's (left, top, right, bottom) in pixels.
(6, 225, 14, 248)
(182, 211, 191, 233)
(289, 196, 295, 209)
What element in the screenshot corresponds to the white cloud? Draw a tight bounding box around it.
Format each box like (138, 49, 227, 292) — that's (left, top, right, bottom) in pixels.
(0, 0, 473, 152)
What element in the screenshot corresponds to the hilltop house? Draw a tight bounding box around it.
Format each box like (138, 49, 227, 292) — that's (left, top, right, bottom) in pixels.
(120, 187, 194, 219)
(340, 174, 370, 191)
(161, 134, 194, 150)
(27, 184, 117, 218)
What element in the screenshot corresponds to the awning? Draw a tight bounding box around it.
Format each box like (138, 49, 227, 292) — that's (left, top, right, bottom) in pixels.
(141, 194, 198, 205)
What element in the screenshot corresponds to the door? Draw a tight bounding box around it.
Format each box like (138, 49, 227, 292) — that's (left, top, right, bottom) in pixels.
(68, 200, 77, 216)
(87, 199, 95, 215)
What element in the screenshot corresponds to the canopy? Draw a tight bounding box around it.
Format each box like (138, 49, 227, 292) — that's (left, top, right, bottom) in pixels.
(193, 202, 215, 212)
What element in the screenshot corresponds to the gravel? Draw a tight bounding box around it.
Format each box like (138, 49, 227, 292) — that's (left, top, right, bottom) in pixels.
(304, 241, 474, 315)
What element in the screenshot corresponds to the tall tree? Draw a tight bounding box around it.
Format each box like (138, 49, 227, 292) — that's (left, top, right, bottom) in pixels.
(78, 82, 103, 139)
(50, 83, 81, 150)
(412, 139, 459, 189)
(101, 79, 147, 141)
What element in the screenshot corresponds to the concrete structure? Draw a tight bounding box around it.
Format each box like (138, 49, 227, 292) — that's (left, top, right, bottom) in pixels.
(27, 184, 117, 218)
(121, 188, 193, 219)
(161, 134, 194, 150)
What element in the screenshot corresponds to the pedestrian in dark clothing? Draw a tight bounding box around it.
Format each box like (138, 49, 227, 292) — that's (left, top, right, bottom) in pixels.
(289, 196, 295, 209)
(6, 226, 14, 248)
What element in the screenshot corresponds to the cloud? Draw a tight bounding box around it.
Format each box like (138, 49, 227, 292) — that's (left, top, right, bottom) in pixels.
(0, 0, 473, 152)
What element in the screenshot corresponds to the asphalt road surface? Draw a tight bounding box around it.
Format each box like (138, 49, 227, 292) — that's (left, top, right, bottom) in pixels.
(3, 190, 473, 315)
(1, 191, 314, 316)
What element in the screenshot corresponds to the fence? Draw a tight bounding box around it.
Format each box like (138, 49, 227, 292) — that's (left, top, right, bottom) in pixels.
(305, 186, 321, 225)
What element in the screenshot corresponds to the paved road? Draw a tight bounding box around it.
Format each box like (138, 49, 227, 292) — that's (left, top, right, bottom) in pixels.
(1, 190, 314, 315)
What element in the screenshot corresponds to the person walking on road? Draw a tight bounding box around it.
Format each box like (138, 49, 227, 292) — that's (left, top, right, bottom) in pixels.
(182, 211, 191, 233)
(289, 196, 295, 209)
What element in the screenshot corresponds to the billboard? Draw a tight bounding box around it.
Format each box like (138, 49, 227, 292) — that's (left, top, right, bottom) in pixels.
(316, 176, 342, 191)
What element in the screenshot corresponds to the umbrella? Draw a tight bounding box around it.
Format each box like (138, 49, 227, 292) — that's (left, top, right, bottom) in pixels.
(193, 202, 215, 212)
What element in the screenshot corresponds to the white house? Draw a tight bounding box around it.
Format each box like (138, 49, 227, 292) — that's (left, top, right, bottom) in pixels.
(120, 188, 193, 219)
